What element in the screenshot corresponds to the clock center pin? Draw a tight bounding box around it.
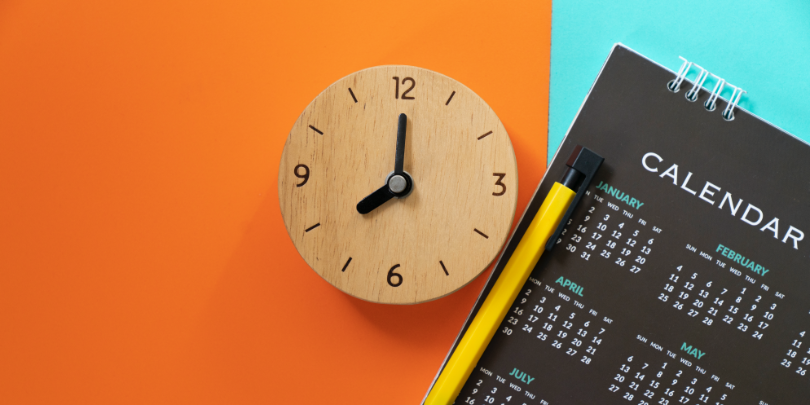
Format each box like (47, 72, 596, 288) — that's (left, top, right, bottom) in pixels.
(385, 171, 413, 198)
(388, 175, 407, 194)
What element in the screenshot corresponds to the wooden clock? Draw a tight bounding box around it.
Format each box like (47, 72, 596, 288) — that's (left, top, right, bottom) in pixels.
(278, 66, 517, 304)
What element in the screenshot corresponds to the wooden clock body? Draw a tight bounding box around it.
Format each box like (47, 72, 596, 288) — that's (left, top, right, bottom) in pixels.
(278, 66, 517, 304)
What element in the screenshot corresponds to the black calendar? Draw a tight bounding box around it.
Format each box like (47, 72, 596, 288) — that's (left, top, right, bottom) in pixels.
(426, 45, 810, 405)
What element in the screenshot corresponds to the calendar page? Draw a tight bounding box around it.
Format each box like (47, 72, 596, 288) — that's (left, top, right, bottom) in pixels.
(431, 45, 810, 405)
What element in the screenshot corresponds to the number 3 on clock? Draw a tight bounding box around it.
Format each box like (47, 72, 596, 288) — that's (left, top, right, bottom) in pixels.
(493, 173, 507, 196)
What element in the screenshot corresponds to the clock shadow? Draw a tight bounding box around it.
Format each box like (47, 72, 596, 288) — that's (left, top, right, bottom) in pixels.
(196, 187, 498, 388)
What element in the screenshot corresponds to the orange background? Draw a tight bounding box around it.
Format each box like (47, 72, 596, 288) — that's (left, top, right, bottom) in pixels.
(0, 1, 551, 403)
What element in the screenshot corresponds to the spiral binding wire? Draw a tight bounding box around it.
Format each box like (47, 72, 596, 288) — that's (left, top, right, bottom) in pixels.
(722, 85, 746, 121)
(704, 73, 725, 112)
(685, 64, 708, 102)
(667, 57, 692, 92)
(667, 56, 745, 121)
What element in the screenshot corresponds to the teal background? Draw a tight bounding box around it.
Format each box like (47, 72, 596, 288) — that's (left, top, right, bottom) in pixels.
(549, 0, 810, 162)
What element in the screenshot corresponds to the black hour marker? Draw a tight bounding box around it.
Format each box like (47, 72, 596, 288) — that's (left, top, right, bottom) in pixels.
(445, 91, 456, 105)
(474, 228, 489, 239)
(342, 257, 352, 272)
(305, 223, 321, 232)
(309, 125, 323, 135)
(348, 88, 358, 103)
(477, 131, 493, 140)
(440, 261, 449, 276)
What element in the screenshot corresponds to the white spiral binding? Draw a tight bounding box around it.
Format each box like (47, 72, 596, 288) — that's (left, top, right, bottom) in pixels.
(704, 73, 725, 111)
(668, 56, 745, 121)
(685, 64, 708, 102)
(667, 57, 692, 92)
(722, 85, 746, 121)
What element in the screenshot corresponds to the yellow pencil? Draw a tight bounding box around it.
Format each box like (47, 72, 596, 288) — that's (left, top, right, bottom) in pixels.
(424, 146, 603, 405)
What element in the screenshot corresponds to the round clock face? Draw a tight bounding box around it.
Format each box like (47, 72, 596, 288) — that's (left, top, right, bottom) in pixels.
(278, 65, 517, 304)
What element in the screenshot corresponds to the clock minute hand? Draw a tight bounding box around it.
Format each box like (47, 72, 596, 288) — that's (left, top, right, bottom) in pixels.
(357, 113, 410, 215)
(356, 184, 395, 214)
(394, 113, 407, 174)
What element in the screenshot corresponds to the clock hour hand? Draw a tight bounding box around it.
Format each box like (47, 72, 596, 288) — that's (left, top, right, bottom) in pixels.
(357, 113, 412, 214)
(356, 183, 396, 214)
